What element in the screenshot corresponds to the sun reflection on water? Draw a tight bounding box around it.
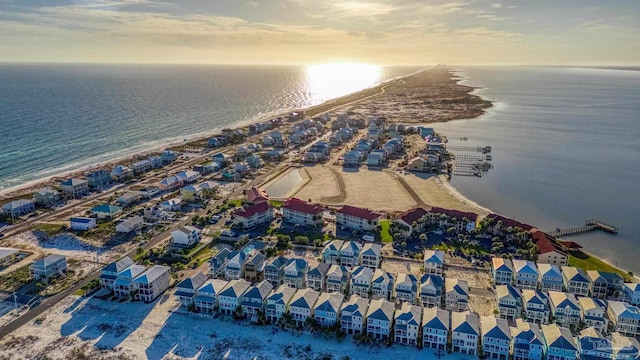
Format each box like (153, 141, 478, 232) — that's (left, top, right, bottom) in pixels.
(305, 63, 382, 104)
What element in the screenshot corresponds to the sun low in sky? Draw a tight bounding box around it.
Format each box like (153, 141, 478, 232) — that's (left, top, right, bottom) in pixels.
(1, 0, 639, 65)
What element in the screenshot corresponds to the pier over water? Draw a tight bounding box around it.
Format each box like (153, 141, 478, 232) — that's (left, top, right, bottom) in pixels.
(545, 219, 619, 238)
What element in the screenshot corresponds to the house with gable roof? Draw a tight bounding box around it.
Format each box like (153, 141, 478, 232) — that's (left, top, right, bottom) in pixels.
(313, 292, 344, 327)
(423, 249, 445, 276)
(608, 301, 640, 337)
(113, 264, 146, 298)
(394, 207, 428, 238)
(339, 241, 361, 267)
(307, 263, 330, 292)
(532, 230, 568, 266)
(512, 319, 544, 360)
(218, 279, 251, 315)
(289, 288, 321, 326)
(371, 269, 395, 301)
(361, 243, 382, 268)
(578, 297, 608, 333)
(422, 307, 449, 350)
(264, 256, 288, 287)
(366, 298, 395, 341)
(587, 270, 609, 300)
(244, 252, 266, 282)
(174, 272, 207, 308)
(513, 259, 539, 290)
(481, 316, 512, 360)
(134, 265, 170, 303)
(30, 254, 67, 280)
(99, 256, 134, 290)
(492, 257, 514, 286)
(193, 279, 228, 314)
(233, 202, 273, 229)
(495, 284, 522, 321)
(548, 290, 581, 328)
(326, 264, 350, 293)
(336, 205, 381, 232)
(171, 225, 202, 247)
(394, 273, 418, 305)
(209, 248, 230, 278)
(350, 265, 373, 298)
(578, 327, 640, 360)
(340, 294, 369, 335)
(538, 263, 564, 292)
(451, 311, 480, 355)
(322, 240, 343, 264)
(522, 289, 550, 325)
(282, 198, 324, 227)
(541, 324, 579, 360)
(241, 280, 273, 323)
(394, 302, 422, 346)
(283, 258, 307, 289)
(445, 278, 469, 312)
(623, 282, 640, 306)
(419, 274, 444, 308)
(60, 178, 89, 198)
(562, 266, 592, 297)
(265, 284, 296, 324)
(224, 251, 248, 280)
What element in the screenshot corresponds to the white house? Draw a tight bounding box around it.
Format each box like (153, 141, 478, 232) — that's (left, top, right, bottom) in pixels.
(325, 264, 349, 293)
(365, 298, 395, 341)
(2, 199, 36, 217)
(264, 256, 288, 287)
(371, 269, 395, 301)
(578, 297, 608, 333)
(422, 307, 449, 350)
(171, 226, 202, 247)
(522, 289, 550, 325)
(113, 264, 147, 298)
(336, 205, 381, 232)
(340, 294, 369, 335)
(481, 316, 512, 360)
(623, 283, 640, 306)
(538, 263, 564, 292)
(541, 324, 579, 360)
(512, 259, 539, 290)
(451, 311, 480, 355)
(70, 217, 96, 231)
(339, 241, 361, 268)
(224, 251, 248, 280)
(160, 197, 182, 212)
(115, 216, 144, 233)
(193, 279, 229, 314)
(60, 178, 89, 198)
(562, 266, 592, 297)
(283, 258, 307, 289)
(241, 280, 273, 323)
(265, 284, 296, 324)
(394, 273, 418, 305)
(445, 278, 469, 312)
(218, 279, 251, 315)
(30, 254, 67, 280)
(282, 198, 324, 227)
(495, 284, 522, 321)
(608, 301, 640, 337)
(134, 265, 171, 303)
(512, 319, 544, 360)
(289, 288, 320, 326)
(361, 243, 382, 269)
(99, 256, 134, 290)
(423, 250, 445, 276)
(350, 266, 373, 298)
(306, 263, 330, 292)
(532, 230, 569, 266)
(393, 302, 422, 347)
(322, 240, 343, 264)
(174, 272, 208, 308)
(419, 274, 444, 308)
(233, 202, 273, 229)
(548, 290, 581, 328)
(313, 292, 344, 327)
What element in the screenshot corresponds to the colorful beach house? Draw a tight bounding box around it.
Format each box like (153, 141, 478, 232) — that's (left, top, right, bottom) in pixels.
(541, 324, 579, 360)
(538, 263, 564, 292)
(548, 290, 581, 328)
(361, 243, 382, 269)
(340, 294, 369, 335)
(313, 292, 344, 327)
(513, 259, 539, 290)
(289, 288, 320, 327)
(326, 264, 350, 293)
(423, 249, 445, 276)
(365, 298, 395, 341)
(91, 204, 123, 219)
(99, 257, 134, 290)
(193, 279, 229, 314)
(350, 266, 373, 298)
(419, 274, 444, 308)
(422, 307, 450, 350)
(30, 254, 67, 280)
(481, 316, 512, 360)
(218, 279, 251, 315)
(265, 284, 296, 324)
(511, 319, 544, 360)
(283, 258, 308, 289)
(393, 302, 422, 347)
(322, 240, 343, 264)
(495, 284, 522, 321)
(264, 256, 288, 287)
(307, 263, 330, 292)
(339, 241, 361, 267)
(492, 257, 514, 286)
(607, 301, 640, 337)
(522, 289, 550, 325)
(451, 311, 480, 355)
(371, 269, 395, 301)
(562, 266, 592, 297)
(241, 280, 273, 323)
(394, 273, 418, 305)
(174, 272, 207, 308)
(445, 278, 469, 312)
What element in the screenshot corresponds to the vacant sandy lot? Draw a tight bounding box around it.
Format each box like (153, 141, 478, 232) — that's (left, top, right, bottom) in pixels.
(401, 173, 487, 215)
(293, 166, 341, 202)
(381, 257, 422, 275)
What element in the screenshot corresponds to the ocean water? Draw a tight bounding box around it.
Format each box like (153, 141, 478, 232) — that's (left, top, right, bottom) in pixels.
(432, 66, 640, 273)
(0, 64, 421, 190)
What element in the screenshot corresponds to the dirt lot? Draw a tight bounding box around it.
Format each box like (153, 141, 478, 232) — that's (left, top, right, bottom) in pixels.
(381, 257, 422, 275)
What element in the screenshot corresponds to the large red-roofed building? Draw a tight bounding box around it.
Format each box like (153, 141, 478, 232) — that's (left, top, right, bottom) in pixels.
(394, 207, 428, 237)
(531, 230, 568, 266)
(282, 198, 324, 227)
(428, 207, 478, 233)
(336, 205, 382, 232)
(234, 202, 273, 229)
(246, 186, 270, 205)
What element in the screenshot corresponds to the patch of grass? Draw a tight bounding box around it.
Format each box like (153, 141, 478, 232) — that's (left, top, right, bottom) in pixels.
(568, 250, 632, 281)
(32, 223, 66, 237)
(226, 199, 245, 208)
(82, 222, 116, 242)
(378, 220, 393, 243)
(269, 200, 284, 208)
(0, 265, 32, 291)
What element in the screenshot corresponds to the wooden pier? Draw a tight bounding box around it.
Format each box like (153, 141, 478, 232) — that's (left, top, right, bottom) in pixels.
(544, 219, 619, 238)
(447, 145, 492, 153)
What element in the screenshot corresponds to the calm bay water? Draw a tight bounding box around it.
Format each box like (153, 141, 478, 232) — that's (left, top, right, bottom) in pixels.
(433, 66, 640, 273)
(0, 64, 421, 190)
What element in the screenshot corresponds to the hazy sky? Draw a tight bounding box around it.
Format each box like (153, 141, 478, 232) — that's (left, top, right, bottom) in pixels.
(2, 0, 639, 65)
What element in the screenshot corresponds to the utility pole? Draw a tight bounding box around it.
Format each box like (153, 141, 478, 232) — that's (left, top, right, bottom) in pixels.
(13, 291, 18, 313)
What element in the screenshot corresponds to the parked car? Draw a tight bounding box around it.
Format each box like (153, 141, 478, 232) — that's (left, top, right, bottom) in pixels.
(362, 234, 375, 242)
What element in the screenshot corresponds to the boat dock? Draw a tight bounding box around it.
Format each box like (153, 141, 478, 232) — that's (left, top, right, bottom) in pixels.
(446, 145, 492, 153)
(544, 219, 619, 238)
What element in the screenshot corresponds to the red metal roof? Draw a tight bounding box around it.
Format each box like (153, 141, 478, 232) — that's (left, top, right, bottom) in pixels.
(283, 198, 324, 215)
(337, 205, 381, 220)
(531, 230, 568, 255)
(560, 241, 583, 250)
(486, 214, 533, 231)
(430, 207, 478, 222)
(399, 207, 428, 225)
(246, 186, 269, 204)
(235, 202, 272, 218)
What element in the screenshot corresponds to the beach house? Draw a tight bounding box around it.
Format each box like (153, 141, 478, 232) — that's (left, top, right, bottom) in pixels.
(33, 188, 60, 206)
(512, 319, 544, 360)
(548, 290, 581, 328)
(86, 170, 111, 188)
(224, 251, 248, 280)
(174, 272, 208, 308)
(492, 257, 514, 286)
(115, 216, 143, 234)
(578, 297, 608, 333)
(99, 257, 134, 290)
(541, 324, 579, 360)
(608, 301, 640, 337)
(111, 165, 134, 181)
(131, 160, 152, 175)
(113, 264, 147, 298)
(134, 265, 170, 303)
(513, 259, 539, 290)
(70, 217, 97, 231)
(233, 202, 273, 229)
(419, 274, 444, 308)
(283, 258, 308, 289)
(218, 279, 251, 315)
(394, 302, 422, 347)
(264, 256, 288, 287)
(282, 198, 324, 227)
(445, 278, 469, 312)
(180, 185, 203, 202)
(538, 263, 564, 292)
(371, 269, 395, 301)
(340, 294, 369, 335)
(170, 226, 202, 247)
(562, 266, 592, 297)
(265, 284, 296, 324)
(325, 264, 350, 293)
(394, 273, 418, 305)
(209, 248, 230, 279)
(322, 240, 343, 264)
(160, 197, 182, 212)
(339, 241, 361, 267)
(175, 170, 201, 185)
(366, 298, 395, 341)
(350, 266, 373, 298)
(587, 270, 609, 299)
(522, 289, 551, 325)
(481, 316, 512, 360)
(495, 284, 522, 321)
(30, 254, 67, 280)
(244, 252, 266, 282)
(159, 176, 180, 191)
(307, 263, 330, 292)
(193, 279, 229, 314)
(360, 243, 382, 269)
(241, 280, 273, 323)
(116, 191, 143, 206)
(91, 204, 123, 219)
(0, 248, 19, 267)
(336, 205, 381, 232)
(313, 292, 344, 327)
(422, 307, 449, 350)
(289, 288, 321, 327)
(2, 199, 36, 218)
(451, 311, 480, 355)
(60, 178, 89, 198)
(578, 328, 640, 360)
(423, 250, 445, 276)
(623, 283, 640, 306)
